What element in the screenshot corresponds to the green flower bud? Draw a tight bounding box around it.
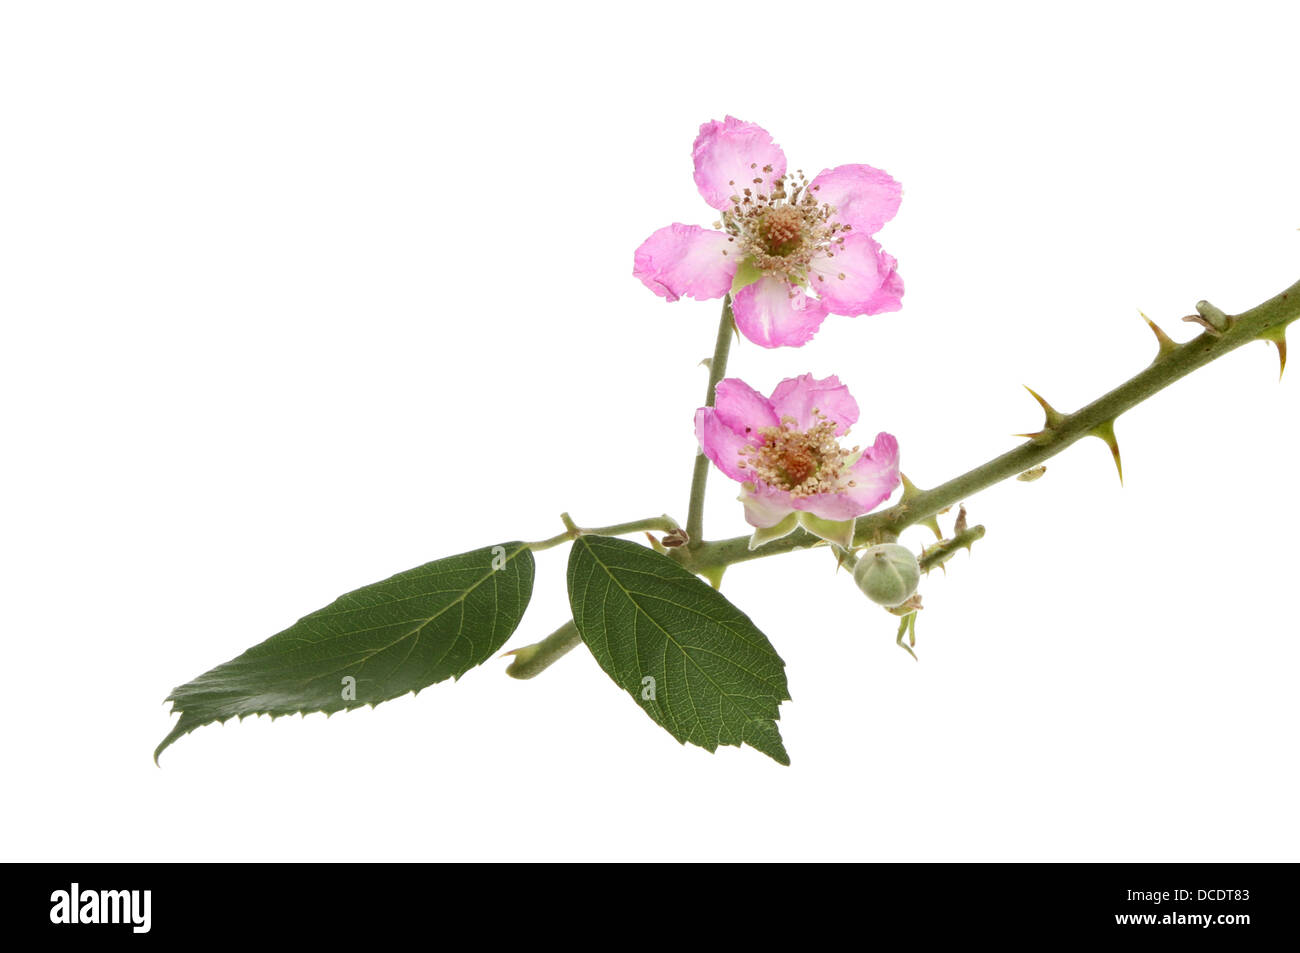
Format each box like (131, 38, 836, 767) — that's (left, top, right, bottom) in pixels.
(853, 544, 920, 608)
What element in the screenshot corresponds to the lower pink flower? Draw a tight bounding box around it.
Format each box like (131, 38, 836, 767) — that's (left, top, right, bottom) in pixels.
(694, 373, 900, 546)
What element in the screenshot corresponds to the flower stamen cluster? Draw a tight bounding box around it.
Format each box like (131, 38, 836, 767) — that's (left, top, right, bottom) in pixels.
(714, 168, 850, 284)
(739, 410, 860, 497)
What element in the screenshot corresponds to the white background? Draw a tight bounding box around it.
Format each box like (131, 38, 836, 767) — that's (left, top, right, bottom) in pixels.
(3, 1, 1298, 861)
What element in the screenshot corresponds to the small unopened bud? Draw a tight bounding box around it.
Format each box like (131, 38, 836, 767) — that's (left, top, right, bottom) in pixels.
(853, 544, 920, 608)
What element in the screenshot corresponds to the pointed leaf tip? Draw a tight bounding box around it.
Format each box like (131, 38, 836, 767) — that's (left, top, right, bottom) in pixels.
(154, 542, 537, 761)
(567, 536, 790, 765)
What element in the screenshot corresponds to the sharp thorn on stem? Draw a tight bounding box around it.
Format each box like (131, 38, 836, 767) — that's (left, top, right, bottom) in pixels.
(1261, 326, 1287, 380)
(1139, 310, 1178, 360)
(1090, 419, 1124, 486)
(1023, 386, 1066, 430)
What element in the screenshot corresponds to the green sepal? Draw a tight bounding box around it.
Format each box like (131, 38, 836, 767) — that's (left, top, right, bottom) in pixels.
(730, 256, 763, 295)
(796, 512, 856, 549)
(894, 612, 918, 661)
(748, 512, 799, 550)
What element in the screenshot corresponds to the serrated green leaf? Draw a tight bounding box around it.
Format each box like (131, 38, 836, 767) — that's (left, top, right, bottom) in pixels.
(156, 542, 535, 762)
(567, 535, 791, 764)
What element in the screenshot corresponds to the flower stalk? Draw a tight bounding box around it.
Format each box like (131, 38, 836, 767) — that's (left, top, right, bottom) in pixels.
(685, 294, 737, 548)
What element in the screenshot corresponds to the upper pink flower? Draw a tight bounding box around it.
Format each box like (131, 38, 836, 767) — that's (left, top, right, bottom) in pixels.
(634, 117, 904, 349)
(694, 373, 901, 534)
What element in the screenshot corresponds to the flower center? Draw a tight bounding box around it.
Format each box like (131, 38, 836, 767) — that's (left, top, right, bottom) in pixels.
(713, 167, 850, 283)
(757, 205, 806, 257)
(738, 411, 860, 497)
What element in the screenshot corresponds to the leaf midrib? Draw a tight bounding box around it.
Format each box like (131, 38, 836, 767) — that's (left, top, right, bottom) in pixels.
(172, 545, 527, 695)
(575, 539, 783, 719)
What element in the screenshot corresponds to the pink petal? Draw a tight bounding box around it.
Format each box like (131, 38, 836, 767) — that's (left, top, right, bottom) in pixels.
(809, 233, 899, 316)
(739, 483, 796, 529)
(843, 432, 901, 513)
(808, 163, 901, 235)
(732, 276, 829, 349)
(791, 433, 900, 522)
(633, 224, 737, 303)
(793, 492, 865, 522)
(862, 250, 904, 314)
(692, 116, 788, 211)
(694, 407, 751, 483)
(768, 373, 859, 435)
(713, 378, 779, 437)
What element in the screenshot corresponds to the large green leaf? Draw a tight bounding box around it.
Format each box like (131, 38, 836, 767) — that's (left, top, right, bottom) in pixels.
(156, 542, 534, 762)
(567, 535, 791, 764)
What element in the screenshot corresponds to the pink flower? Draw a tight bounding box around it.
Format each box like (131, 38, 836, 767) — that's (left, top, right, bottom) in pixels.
(694, 373, 901, 546)
(634, 116, 904, 349)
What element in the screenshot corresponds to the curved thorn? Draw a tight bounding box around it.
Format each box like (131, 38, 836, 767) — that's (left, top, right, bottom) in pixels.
(1139, 310, 1178, 360)
(1023, 386, 1066, 429)
(1090, 419, 1124, 486)
(1261, 326, 1287, 380)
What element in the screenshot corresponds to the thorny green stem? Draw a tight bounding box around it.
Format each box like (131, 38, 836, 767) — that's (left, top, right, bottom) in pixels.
(671, 277, 1300, 574)
(685, 295, 736, 549)
(526, 513, 679, 552)
(509, 277, 1299, 679)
